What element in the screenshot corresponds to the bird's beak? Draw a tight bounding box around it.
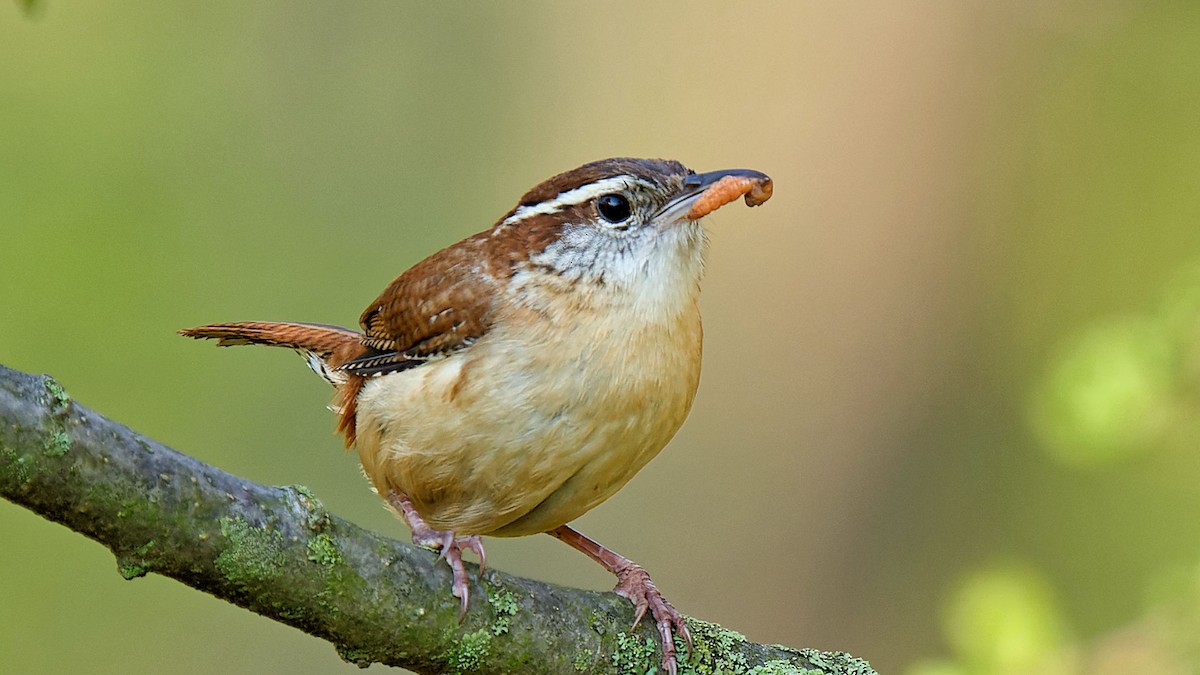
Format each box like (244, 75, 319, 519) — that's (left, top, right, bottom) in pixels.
(656, 168, 774, 222)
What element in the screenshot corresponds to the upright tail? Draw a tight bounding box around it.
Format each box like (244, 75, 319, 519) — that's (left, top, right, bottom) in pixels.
(179, 321, 364, 384)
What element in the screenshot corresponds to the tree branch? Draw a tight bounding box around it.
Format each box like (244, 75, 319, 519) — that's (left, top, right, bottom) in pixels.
(0, 363, 875, 675)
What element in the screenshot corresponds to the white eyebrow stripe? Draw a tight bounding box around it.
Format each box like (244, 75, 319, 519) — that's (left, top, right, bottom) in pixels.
(500, 175, 635, 227)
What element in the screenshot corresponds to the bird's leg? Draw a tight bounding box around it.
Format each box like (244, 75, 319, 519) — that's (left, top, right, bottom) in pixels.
(388, 492, 485, 619)
(548, 524, 691, 675)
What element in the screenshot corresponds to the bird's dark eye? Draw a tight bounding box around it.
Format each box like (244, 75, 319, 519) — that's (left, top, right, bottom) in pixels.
(596, 193, 632, 224)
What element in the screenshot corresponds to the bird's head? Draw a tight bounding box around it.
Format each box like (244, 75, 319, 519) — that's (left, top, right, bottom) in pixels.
(491, 158, 772, 297)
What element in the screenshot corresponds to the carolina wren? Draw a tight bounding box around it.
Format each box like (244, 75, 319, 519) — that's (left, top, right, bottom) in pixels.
(182, 157, 772, 674)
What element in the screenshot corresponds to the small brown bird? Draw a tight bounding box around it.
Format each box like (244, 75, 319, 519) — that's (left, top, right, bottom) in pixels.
(181, 157, 772, 674)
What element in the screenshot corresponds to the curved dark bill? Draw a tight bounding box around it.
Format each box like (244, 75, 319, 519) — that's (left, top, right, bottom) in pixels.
(656, 168, 773, 221)
(682, 168, 771, 191)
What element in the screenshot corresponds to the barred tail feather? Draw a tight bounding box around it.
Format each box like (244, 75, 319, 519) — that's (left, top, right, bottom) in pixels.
(179, 321, 366, 446)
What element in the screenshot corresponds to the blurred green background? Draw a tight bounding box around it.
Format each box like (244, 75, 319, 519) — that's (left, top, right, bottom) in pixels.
(3, 2, 1200, 673)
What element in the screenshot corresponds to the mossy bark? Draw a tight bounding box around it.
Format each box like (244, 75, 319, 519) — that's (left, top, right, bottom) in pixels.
(0, 364, 876, 675)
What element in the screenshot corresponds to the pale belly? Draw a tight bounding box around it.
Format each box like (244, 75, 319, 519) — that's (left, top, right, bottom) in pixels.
(352, 304, 702, 537)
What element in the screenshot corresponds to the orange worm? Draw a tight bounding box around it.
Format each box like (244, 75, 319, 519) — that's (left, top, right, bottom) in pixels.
(688, 175, 774, 219)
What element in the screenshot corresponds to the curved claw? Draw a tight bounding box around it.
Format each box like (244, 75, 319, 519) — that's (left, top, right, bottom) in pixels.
(614, 563, 690, 675)
(435, 532, 473, 621)
(388, 492, 486, 621)
(462, 534, 486, 574)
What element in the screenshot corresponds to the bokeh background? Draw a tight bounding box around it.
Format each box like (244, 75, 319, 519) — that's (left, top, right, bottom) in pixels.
(3, 2, 1200, 673)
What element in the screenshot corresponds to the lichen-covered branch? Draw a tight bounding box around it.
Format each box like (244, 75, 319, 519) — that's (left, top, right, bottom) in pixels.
(0, 363, 875, 675)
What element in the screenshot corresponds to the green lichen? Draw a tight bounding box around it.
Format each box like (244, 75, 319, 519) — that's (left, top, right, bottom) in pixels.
(43, 430, 71, 457)
(305, 529, 371, 622)
(612, 630, 657, 674)
(2, 446, 31, 486)
(488, 589, 519, 635)
(306, 533, 341, 567)
(215, 516, 286, 584)
(792, 650, 876, 675)
(290, 483, 319, 502)
(746, 661, 826, 675)
(589, 609, 609, 635)
(44, 376, 70, 413)
(38, 381, 73, 454)
(336, 645, 375, 667)
(447, 628, 492, 673)
(680, 618, 751, 674)
(287, 483, 334, 531)
(664, 621, 876, 675)
(114, 540, 158, 580)
(117, 561, 147, 579)
(573, 648, 594, 672)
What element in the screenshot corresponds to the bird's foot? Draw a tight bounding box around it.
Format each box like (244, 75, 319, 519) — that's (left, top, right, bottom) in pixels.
(547, 525, 691, 675)
(613, 561, 692, 675)
(416, 530, 486, 620)
(388, 492, 486, 620)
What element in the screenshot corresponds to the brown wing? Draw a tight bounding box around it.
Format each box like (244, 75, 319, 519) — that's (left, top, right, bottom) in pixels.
(340, 230, 499, 377)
